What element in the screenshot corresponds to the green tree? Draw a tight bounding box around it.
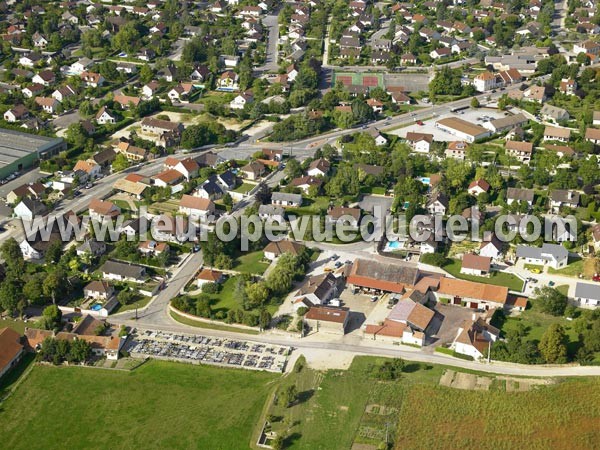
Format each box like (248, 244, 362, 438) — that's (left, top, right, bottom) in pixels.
(112, 153, 130, 172)
(245, 282, 270, 309)
(45, 240, 63, 264)
(117, 288, 136, 306)
(68, 338, 92, 363)
(43, 270, 66, 305)
(139, 64, 154, 83)
(470, 97, 480, 108)
(538, 323, 568, 363)
(279, 384, 298, 407)
(1, 238, 24, 273)
(23, 274, 45, 305)
(41, 304, 62, 330)
(0, 280, 22, 315)
(535, 286, 568, 316)
(259, 309, 272, 329)
(65, 122, 88, 147)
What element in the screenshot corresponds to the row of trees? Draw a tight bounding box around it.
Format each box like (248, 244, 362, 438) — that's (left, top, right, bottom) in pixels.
(39, 337, 92, 365)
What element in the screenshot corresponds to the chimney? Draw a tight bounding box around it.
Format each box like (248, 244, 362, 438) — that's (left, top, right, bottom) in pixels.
(567, 191, 573, 200)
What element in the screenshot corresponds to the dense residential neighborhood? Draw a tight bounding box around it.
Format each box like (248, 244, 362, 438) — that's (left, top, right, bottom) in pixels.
(1, 0, 600, 448)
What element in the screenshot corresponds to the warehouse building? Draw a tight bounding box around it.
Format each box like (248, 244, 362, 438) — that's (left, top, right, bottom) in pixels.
(435, 117, 491, 143)
(0, 128, 66, 180)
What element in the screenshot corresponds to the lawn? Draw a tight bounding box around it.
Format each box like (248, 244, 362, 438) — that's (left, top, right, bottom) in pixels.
(234, 250, 271, 275)
(285, 196, 331, 216)
(233, 182, 256, 194)
(0, 361, 276, 449)
(110, 295, 152, 314)
(548, 257, 587, 277)
(499, 300, 580, 345)
(170, 311, 259, 335)
(111, 199, 140, 212)
(443, 259, 524, 291)
(0, 318, 27, 334)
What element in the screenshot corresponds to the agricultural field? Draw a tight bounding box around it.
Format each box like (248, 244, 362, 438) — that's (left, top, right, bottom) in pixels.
(394, 379, 600, 449)
(3, 356, 600, 449)
(0, 361, 276, 449)
(259, 357, 600, 450)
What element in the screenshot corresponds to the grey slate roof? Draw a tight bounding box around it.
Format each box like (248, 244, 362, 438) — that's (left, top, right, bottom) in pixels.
(507, 187, 534, 202)
(516, 243, 568, 262)
(575, 282, 600, 301)
(271, 192, 302, 204)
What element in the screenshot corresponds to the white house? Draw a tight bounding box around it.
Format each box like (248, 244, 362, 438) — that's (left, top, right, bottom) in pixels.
(405, 132, 433, 153)
(178, 195, 215, 221)
(479, 234, 503, 260)
(100, 260, 146, 283)
(229, 91, 254, 109)
(516, 243, 569, 270)
(460, 254, 492, 277)
(95, 106, 117, 125)
(307, 158, 331, 177)
(426, 193, 449, 216)
(452, 317, 499, 359)
(468, 179, 490, 196)
(574, 282, 600, 308)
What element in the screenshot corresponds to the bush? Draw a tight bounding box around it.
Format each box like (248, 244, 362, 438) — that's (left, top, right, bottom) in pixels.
(369, 358, 405, 380)
(296, 306, 308, 316)
(421, 253, 449, 267)
(201, 282, 220, 294)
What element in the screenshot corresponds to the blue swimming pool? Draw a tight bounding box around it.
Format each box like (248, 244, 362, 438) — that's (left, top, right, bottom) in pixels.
(387, 241, 401, 249)
(90, 304, 102, 311)
(418, 177, 431, 185)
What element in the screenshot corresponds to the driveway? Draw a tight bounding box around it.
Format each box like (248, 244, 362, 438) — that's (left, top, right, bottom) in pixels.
(358, 194, 393, 214)
(53, 110, 82, 134)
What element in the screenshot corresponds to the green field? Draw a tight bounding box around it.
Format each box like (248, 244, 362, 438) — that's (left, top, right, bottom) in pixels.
(3, 356, 600, 449)
(0, 361, 275, 449)
(443, 258, 524, 291)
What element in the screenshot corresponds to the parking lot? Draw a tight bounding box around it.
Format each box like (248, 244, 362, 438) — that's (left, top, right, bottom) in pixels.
(127, 329, 291, 372)
(389, 107, 507, 142)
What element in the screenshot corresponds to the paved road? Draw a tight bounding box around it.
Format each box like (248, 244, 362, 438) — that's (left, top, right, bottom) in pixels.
(256, 12, 280, 73)
(109, 314, 600, 377)
(116, 251, 204, 325)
